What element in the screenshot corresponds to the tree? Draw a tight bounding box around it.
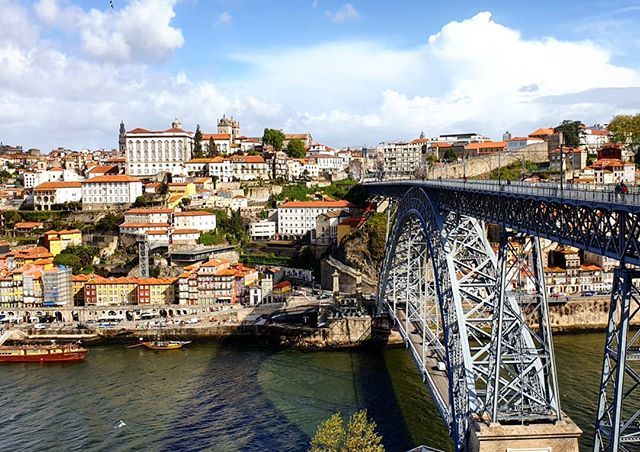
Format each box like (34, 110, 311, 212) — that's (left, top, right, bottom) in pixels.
(262, 128, 285, 152)
(53, 245, 98, 274)
(286, 139, 307, 158)
(554, 120, 584, 147)
(310, 410, 384, 452)
(608, 113, 640, 164)
(207, 136, 218, 157)
(96, 212, 123, 232)
(2, 210, 22, 230)
(443, 148, 457, 163)
(193, 124, 204, 158)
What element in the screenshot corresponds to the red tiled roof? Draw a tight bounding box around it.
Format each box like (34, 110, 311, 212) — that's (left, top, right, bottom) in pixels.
(126, 208, 174, 214)
(82, 175, 141, 184)
(174, 211, 215, 217)
(280, 200, 351, 208)
(465, 141, 506, 150)
(88, 165, 119, 174)
(15, 222, 44, 229)
(227, 155, 266, 164)
(202, 133, 231, 140)
(120, 222, 170, 228)
(529, 127, 555, 137)
(34, 181, 82, 190)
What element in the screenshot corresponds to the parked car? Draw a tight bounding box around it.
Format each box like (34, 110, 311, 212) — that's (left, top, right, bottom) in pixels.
(186, 317, 200, 324)
(33, 323, 48, 330)
(582, 290, 596, 297)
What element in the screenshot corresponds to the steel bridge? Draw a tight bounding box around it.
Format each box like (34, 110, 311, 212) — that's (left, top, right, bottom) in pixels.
(363, 178, 640, 451)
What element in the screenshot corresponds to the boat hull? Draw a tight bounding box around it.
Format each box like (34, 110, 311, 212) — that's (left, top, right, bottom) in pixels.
(0, 348, 87, 363)
(141, 341, 190, 350)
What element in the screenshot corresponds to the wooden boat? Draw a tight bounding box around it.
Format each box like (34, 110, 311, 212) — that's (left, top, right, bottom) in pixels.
(0, 344, 87, 363)
(141, 340, 191, 350)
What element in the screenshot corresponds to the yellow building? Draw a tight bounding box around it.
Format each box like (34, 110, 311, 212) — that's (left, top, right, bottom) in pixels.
(44, 229, 82, 256)
(167, 182, 197, 208)
(137, 278, 176, 305)
(84, 276, 138, 306)
(72, 274, 91, 306)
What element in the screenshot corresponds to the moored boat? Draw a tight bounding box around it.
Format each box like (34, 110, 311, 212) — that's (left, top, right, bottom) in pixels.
(0, 344, 87, 363)
(141, 340, 191, 350)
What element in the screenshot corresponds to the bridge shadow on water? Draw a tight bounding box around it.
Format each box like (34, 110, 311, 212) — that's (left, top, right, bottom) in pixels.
(159, 343, 308, 452)
(156, 339, 432, 452)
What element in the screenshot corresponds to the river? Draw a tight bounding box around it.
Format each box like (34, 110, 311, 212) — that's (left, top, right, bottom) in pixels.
(0, 333, 604, 451)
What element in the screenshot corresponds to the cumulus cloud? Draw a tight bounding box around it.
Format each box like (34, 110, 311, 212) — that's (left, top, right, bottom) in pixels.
(217, 11, 232, 24)
(326, 3, 359, 23)
(1, 5, 640, 150)
(33, 0, 184, 64)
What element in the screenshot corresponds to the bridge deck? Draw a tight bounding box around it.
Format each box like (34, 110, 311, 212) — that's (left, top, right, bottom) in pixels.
(394, 307, 450, 415)
(366, 178, 640, 212)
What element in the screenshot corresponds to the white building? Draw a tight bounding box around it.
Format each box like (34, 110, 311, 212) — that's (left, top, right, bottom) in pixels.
(581, 127, 609, 152)
(125, 118, 194, 177)
(249, 220, 277, 240)
(380, 141, 423, 178)
(201, 133, 232, 155)
(277, 200, 351, 238)
(228, 155, 270, 181)
(124, 208, 174, 225)
(173, 211, 217, 232)
(506, 137, 544, 152)
(313, 155, 345, 173)
(81, 175, 143, 210)
(33, 181, 82, 211)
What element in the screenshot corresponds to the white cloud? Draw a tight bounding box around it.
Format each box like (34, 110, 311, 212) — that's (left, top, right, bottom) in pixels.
(1, 5, 640, 150)
(217, 11, 232, 24)
(326, 3, 359, 23)
(33, 0, 184, 64)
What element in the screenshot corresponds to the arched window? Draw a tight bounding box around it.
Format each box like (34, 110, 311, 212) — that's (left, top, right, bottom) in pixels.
(136, 140, 141, 159)
(151, 140, 156, 160)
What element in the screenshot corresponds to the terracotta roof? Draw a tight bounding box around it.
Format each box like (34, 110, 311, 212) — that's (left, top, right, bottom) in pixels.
(82, 175, 141, 184)
(88, 165, 119, 174)
(430, 142, 452, 148)
(410, 138, 430, 144)
(227, 155, 266, 164)
(529, 127, 555, 137)
(145, 230, 169, 235)
(202, 133, 231, 140)
(173, 228, 199, 234)
(274, 280, 292, 289)
(49, 167, 64, 171)
(14, 222, 44, 229)
(187, 157, 225, 164)
(580, 264, 603, 272)
(34, 181, 82, 191)
(120, 222, 170, 228)
(202, 258, 229, 268)
(44, 229, 81, 235)
(126, 208, 174, 214)
(465, 141, 506, 150)
(279, 200, 351, 208)
(174, 211, 215, 217)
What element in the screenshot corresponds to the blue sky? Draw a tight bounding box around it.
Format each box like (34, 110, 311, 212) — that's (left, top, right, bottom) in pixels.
(2, 0, 640, 150)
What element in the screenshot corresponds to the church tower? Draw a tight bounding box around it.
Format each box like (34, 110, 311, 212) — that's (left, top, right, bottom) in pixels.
(119, 121, 126, 153)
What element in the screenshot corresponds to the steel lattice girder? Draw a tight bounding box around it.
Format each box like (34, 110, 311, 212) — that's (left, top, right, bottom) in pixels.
(377, 188, 471, 450)
(594, 268, 640, 452)
(427, 189, 640, 267)
(378, 188, 565, 451)
(486, 232, 561, 423)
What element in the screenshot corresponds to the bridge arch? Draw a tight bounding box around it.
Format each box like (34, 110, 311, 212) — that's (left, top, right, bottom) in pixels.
(377, 186, 561, 450)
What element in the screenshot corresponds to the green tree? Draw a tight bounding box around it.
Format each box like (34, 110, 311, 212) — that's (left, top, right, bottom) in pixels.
(554, 120, 584, 147)
(207, 136, 218, 157)
(608, 113, 640, 165)
(263, 128, 285, 152)
(443, 148, 457, 162)
(364, 213, 387, 262)
(0, 169, 12, 182)
(53, 245, 98, 274)
(309, 410, 384, 452)
(286, 139, 307, 158)
(95, 212, 123, 232)
(2, 210, 22, 230)
(132, 195, 152, 208)
(193, 124, 204, 157)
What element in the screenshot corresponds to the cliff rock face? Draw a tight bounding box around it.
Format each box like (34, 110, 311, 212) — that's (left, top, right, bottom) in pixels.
(339, 212, 387, 283)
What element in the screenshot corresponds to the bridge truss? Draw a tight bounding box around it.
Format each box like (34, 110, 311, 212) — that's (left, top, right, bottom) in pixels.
(378, 187, 561, 450)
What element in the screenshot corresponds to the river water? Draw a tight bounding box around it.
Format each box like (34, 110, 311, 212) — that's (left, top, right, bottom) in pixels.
(0, 333, 604, 451)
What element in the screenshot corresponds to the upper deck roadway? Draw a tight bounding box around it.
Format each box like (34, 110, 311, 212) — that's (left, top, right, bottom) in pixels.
(363, 178, 640, 266)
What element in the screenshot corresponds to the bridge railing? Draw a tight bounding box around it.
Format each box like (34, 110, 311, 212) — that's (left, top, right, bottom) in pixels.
(362, 177, 640, 207)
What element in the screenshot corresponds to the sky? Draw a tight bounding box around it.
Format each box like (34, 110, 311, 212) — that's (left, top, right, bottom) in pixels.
(2, 0, 640, 151)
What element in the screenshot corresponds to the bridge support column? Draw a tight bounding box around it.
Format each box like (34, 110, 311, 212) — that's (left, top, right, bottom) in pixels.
(467, 417, 582, 452)
(594, 267, 640, 451)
